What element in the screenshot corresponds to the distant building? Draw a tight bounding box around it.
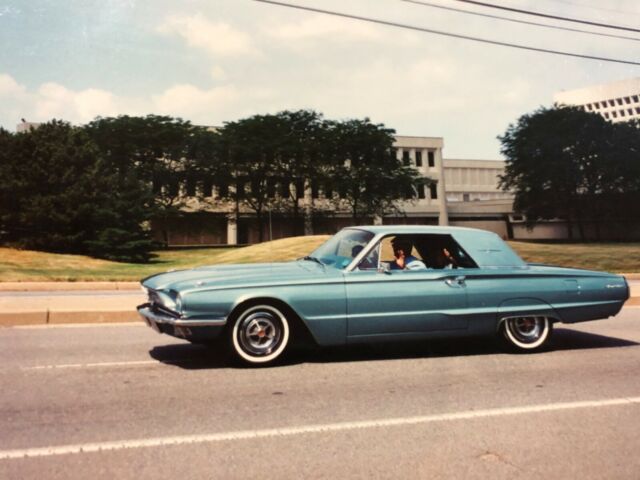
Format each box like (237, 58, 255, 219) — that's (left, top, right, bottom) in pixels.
(16, 121, 41, 133)
(554, 77, 640, 123)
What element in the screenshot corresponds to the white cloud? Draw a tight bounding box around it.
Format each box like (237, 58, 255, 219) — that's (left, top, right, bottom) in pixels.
(152, 84, 239, 117)
(157, 14, 258, 56)
(210, 66, 227, 81)
(35, 83, 119, 122)
(151, 83, 274, 124)
(0, 73, 27, 97)
(266, 15, 381, 42)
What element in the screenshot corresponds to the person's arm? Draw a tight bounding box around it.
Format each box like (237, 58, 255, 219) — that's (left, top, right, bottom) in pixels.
(406, 257, 427, 270)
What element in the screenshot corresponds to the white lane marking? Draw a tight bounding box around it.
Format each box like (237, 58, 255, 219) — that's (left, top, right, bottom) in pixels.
(1, 396, 639, 460)
(21, 360, 158, 371)
(12, 322, 143, 329)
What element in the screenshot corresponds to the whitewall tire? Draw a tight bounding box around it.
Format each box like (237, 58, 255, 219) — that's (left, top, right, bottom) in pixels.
(502, 316, 552, 351)
(230, 304, 290, 365)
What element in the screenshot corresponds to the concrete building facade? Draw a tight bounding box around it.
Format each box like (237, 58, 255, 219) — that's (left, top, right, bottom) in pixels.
(554, 77, 640, 123)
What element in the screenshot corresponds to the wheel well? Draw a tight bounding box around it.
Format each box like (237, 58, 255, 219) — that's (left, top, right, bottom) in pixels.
(227, 297, 318, 347)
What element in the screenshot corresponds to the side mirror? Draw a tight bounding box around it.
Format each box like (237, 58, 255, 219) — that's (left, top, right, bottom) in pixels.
(377, 263, 391, 274)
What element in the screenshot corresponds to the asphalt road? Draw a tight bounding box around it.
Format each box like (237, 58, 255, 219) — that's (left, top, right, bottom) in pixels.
(1, 308, 639, 479)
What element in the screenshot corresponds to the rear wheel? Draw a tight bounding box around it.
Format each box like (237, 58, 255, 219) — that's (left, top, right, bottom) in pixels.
(501, 316, 552, 352)
(230, 304, 290, 365)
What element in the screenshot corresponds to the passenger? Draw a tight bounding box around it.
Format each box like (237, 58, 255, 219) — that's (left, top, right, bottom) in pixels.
(390, 238, 427, 270)
(435, 247, 457, 269)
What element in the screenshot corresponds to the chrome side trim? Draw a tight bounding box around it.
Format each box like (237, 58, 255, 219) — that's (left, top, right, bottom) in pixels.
(137, 305, 227, 327)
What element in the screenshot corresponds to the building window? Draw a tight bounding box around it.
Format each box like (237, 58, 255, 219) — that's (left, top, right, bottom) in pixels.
(633, 95, 639, 103)
(636, 108, 640, 114)
(604, 112, 610, 119)
(609, 99, 615, 107)
(625, 97, 631, 104)
(202, 179, 213, 197)
(266, 178, 276, 198)
(418, 184, 426, 199)
(600, 101, 607, 108)
(612, 111, 618, 118)
(463, 193, 470, 202)
(152, 175, 162, 194)
(402, 150, 411, 166)
(616, 98, 623, 105)
(430, 183, 438, 199)
(415, 151, 422, 167)
(168, 179, 180, 197)
(185, 177, 196, 197)
(620, 110, 626, 117)
(629, 108, 634, 115)
(586, 103, 593, 110)
(323, 182, 333, 199)
(427, 150, 435, 167)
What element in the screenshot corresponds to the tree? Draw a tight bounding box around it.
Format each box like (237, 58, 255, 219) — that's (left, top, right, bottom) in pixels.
(0, 120, 155, 261)
(325, 118, 427, 223)
(219, 115, 284, 243)
(85, 115, 215, 245)
(270, 110, 328, 236)
(499, 106, 618, 240)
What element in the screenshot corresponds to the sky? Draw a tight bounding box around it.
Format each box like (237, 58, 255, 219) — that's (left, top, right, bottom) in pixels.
(1, 0, 639, 159)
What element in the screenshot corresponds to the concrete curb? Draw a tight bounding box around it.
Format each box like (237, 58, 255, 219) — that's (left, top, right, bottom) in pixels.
(0, 311, 140, 326)
(0, 282, 140, 291)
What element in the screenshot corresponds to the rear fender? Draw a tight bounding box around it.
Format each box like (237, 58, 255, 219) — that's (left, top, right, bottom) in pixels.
(497, 298, 561, 332)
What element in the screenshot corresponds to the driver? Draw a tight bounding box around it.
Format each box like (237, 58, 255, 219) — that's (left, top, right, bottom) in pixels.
(390, 237, 427, 270)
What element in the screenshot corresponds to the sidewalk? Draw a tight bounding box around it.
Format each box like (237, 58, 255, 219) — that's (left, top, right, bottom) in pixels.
(0, 281, 144, 326)
(0, 279, 638, 327)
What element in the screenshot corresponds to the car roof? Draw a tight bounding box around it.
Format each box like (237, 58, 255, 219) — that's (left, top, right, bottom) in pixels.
(345, 225, 526, 268)
(346, 225, 493, 235)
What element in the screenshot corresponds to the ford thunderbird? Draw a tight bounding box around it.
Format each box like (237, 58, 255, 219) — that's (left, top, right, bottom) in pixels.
(138, 226, 630, 365)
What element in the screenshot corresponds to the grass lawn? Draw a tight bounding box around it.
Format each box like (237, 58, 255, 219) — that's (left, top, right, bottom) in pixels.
(0, 237, 638, 281)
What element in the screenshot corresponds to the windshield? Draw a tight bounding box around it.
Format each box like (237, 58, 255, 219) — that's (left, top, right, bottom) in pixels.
(309, 229, 375, 270)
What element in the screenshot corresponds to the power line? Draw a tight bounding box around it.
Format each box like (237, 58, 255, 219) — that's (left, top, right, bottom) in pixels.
(540, 0, 640, 18)
(251, 0, 640, 66)
(453, 0, 640, 34)
(402, 0, 640, 42)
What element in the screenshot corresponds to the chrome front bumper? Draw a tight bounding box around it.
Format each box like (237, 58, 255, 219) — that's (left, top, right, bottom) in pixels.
(137, 304, 227, 328)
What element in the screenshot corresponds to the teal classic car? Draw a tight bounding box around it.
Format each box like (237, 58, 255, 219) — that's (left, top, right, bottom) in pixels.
(138, 226, 630, 365)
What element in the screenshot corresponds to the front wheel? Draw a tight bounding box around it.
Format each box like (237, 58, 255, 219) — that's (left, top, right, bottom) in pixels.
(501, 316, 552, 352)
(230, 304, 290, 365)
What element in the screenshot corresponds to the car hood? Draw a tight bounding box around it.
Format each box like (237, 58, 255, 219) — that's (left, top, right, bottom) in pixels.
(141, 260, 333, 293)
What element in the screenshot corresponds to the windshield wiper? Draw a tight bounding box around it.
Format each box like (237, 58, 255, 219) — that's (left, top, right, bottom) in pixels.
(299, 255, 324, 266)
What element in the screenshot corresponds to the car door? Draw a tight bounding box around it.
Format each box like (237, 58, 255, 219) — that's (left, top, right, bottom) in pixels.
(345, 258, 468, 339)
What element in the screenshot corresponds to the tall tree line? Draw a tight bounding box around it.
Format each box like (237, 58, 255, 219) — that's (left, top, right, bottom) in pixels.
(499, 105, 640, 240)
(0, 111, 425, 261)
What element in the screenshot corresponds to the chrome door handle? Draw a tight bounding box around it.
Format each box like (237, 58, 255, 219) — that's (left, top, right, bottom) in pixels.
(445, 276, 466, 287)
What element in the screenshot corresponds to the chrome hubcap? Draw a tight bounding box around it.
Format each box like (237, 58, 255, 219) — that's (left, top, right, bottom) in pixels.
(507, 316, 545, 344)
(238, 312, 282, 356)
